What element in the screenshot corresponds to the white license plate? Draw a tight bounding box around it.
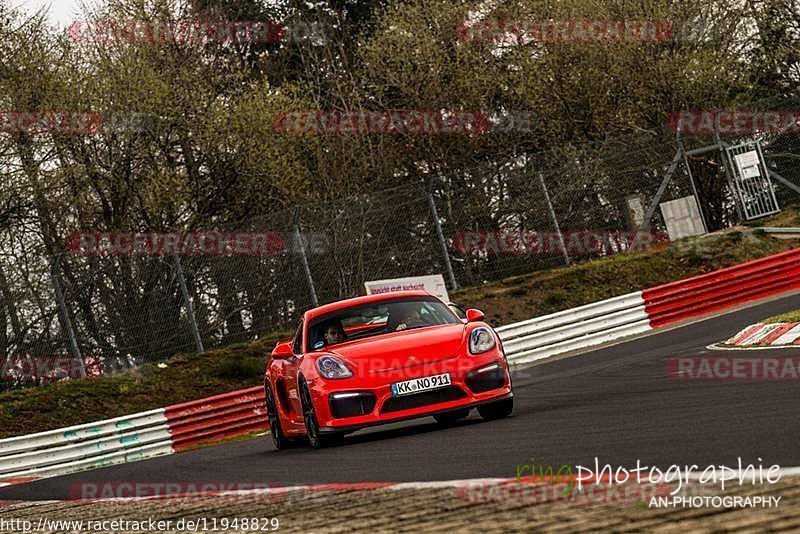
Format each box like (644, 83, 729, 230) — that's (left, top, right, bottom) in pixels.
(391, 373, 452, 397)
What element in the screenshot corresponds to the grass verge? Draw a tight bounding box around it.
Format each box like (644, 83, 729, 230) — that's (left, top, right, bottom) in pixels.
(744, 202, 800, 228)
(763, 310, 800, 323)
(0, 335, 286, 439)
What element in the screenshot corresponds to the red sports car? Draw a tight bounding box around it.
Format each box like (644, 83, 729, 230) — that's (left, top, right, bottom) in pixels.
(263, 290, 513, 449)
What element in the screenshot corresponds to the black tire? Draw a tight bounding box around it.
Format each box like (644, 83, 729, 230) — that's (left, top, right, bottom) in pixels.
(478, 397, 513, 420)
(299, 378, 344, 449)
(265, 383, 293, 450)
(433, 408, 470, 425)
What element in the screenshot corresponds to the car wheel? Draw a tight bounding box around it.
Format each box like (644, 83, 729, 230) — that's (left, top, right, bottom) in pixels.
(478, 397, 513, 420)
(433, 408, 470, 425)
(299, 378, 344, 449)
(265, 384, 293, 450)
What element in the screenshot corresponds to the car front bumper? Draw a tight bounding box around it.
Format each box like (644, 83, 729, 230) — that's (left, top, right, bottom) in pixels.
(309, 350, 513, 432)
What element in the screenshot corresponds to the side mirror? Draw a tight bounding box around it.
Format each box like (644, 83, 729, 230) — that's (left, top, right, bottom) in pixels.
(271, 341, 294, 360)
(466, 308, 485, 322)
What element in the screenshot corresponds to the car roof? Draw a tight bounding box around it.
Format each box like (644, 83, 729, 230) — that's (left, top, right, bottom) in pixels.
(304, 290, 439, 322)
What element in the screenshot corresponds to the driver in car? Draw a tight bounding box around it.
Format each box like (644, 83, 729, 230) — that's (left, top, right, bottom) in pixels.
(322, 320, 347, 345)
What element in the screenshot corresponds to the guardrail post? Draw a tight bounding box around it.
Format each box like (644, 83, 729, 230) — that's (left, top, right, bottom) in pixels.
(293, 216, 319, 307)
(174, 255, 205, 353)
(537, 172, 570, 265)
(427, 178, 458, 290)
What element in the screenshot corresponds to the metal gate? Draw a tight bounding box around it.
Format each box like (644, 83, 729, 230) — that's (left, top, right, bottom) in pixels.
(725, 142, 780, 220)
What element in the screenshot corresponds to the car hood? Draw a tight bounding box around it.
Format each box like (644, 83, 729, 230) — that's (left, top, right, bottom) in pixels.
(325, 323, 467, 371)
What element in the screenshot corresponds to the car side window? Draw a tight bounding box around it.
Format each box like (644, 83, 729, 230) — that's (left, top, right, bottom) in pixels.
(448, 303, 467, 320)
(292, 321, 304, 354)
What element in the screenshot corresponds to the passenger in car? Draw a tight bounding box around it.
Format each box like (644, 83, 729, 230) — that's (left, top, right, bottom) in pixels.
(392, 303, 427, 331)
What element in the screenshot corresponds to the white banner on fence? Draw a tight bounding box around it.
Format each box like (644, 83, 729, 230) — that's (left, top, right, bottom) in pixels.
(364, 274, 449, 302)
(734, 150, 762, 179)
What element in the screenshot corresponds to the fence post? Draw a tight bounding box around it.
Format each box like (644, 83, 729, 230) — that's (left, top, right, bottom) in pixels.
(293, 218, 319, 307)
(50, 253, 85, 378)
(769, 169, 800, 196)
(427, 179, 458, 290)
(679, 138, 709, 233)
(174, 255, 205, 353)
(641, 147, 683, 229)
(537, 171, 570, 265)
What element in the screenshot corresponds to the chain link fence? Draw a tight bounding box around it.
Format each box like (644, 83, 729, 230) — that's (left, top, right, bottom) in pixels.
(1, 128, 798, 390)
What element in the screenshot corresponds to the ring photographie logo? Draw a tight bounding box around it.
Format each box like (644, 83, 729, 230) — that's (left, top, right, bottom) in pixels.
(463, 456, 785, 508)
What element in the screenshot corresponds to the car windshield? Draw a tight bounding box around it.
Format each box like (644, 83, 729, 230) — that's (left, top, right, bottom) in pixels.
(307, 296, 461, 351)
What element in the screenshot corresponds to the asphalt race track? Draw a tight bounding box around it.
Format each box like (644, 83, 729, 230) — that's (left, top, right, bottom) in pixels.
(3, 292, 800, 501)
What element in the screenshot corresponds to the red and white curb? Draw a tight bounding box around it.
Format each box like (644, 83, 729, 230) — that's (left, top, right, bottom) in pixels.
(716, 322, 800, 349)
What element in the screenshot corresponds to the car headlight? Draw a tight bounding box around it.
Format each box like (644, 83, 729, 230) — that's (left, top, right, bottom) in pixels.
(469, 327, 496, 354)
(316, 356, 353, 379)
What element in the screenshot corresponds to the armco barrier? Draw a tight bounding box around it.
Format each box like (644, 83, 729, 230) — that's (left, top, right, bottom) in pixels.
(0, 388, 266, 482)
(497, 291, 652, 365)
(166, 387, 267, 452)
(499, 248, 800, 364)
(643, 248, 800, 328)
(0, 410, 171, 480)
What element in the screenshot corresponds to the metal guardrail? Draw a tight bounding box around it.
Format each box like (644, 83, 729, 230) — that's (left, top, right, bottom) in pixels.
(643, 248, 800, 327)
(754, 227, 800, 235)
(0, 389, 267, 481)
(166, 387, 267, 452)
(497, 291, 651, 365)
(0, 410, 171, 479)
(499, 248, 800, 363)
